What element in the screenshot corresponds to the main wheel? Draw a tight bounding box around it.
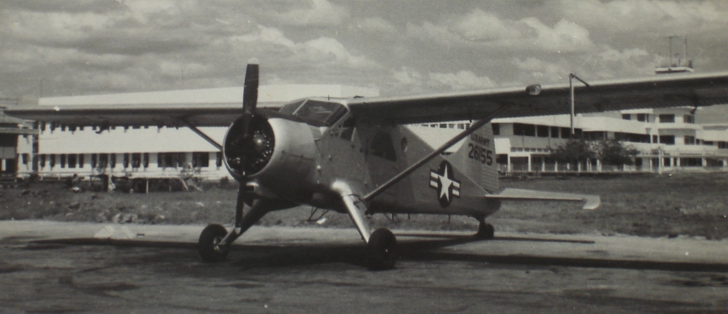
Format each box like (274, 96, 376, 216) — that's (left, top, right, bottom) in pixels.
(367, 228, 397, 270)
(198, 224, 230, 262)
(475, 221, 495, 240)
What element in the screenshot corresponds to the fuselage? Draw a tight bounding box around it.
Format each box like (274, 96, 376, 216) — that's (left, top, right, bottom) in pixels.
(222, 97, 502, 219)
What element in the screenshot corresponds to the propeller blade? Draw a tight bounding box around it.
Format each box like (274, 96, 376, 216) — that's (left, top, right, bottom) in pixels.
(242, 63, 259, 115)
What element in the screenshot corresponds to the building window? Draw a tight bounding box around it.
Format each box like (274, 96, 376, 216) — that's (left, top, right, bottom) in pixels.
(622, 114, 631, 120)
(491, 123, 500, 135)
(143, 153, 149, 168)
(637, 114, 648, 122)
(718, 141, 728, 149)
(60, 154, 66, 168)
(78, 154, 84, 168)
(513, 123, 536, 137)
(68, 154, 77, 169)
(659, 114, 675, 123)
(684, 136, 696, 145)
(560, 127, 570, 139)
(91, 153, 97, 168)
(50, 154, 56, 168)
(550, 126, 559, 138)
(659, 135, 675, 145)
(683, 115, 695, 124)
(98, 154, 108, 168)
(536, 125, 549, 138)
(652, 135, 658, 144)
(192, 152, 210, 168)
(131, 153, 141, 168)
(216, 152, 223, 168)
(123, 153, 130, 168)
(39, 154, 46, 168)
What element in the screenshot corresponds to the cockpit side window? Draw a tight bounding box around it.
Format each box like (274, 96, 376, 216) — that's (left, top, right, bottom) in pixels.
(370, 131, 397, 162)
(279, 99, 307, 115)
(292, 100, 347, 126)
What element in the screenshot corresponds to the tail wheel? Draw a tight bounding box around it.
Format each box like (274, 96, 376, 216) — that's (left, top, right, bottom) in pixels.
(476, 221, 495, 240)
(198, 224, 230, 262)
(367, 228, 398, 270)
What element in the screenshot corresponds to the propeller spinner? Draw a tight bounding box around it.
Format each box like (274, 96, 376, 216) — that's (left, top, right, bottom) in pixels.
(222, 62, 275, 180)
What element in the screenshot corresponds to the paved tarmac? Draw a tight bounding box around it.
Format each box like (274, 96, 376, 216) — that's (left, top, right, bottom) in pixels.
(1, 220, 726, 313)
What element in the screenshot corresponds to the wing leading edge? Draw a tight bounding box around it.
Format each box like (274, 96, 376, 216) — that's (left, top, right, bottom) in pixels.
(3, 102, 283, 128)
(345, 71, 728, 125)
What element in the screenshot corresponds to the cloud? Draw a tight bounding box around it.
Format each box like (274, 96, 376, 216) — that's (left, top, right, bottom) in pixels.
(429, 71, 497, 90)
(267, 0, 350, 26)
(392, 67, 496, 92)
(406, 10, 595, 53)
(353, 17, 397, 34)
(557, 0, 728, 34)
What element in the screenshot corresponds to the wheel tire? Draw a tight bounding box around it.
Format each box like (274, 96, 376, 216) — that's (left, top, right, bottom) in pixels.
(198, 224, 230, 262)
(475, 222, 495, 240)
(367, 228, 397, 270)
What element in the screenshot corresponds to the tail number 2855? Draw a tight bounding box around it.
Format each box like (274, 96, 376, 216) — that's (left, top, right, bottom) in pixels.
(467, 143, 493, 165)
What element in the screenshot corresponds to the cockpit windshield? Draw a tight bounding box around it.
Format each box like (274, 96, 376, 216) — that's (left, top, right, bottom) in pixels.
(279, 99, 347, 126)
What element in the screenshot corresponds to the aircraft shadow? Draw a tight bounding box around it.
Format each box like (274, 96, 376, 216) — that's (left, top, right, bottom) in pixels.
(29, 235, 727, 273)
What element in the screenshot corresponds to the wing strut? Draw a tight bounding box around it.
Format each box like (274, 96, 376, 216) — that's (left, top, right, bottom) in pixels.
(180, 119, 223, 151)
(362, 103, 512, 202)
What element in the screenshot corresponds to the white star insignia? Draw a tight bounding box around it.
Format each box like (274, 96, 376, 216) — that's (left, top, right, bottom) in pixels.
(430, 162, 461, 205)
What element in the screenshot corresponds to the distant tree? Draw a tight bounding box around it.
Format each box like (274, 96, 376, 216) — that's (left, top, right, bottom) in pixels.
(548, 139, 596, 165)
(597, 139, 640, 166)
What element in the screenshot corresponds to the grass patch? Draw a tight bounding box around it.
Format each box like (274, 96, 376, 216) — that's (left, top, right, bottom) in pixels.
(1, 172, 726, 239)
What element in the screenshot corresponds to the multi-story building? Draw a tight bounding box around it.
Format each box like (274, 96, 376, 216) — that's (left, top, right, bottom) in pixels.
(420, 106, 728, 173)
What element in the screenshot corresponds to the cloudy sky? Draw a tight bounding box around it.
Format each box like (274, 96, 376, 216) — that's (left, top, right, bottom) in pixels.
(1, 0, 728, 102)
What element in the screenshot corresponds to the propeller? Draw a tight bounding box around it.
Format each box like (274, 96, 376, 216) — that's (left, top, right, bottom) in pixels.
(242, 62, 259, 139)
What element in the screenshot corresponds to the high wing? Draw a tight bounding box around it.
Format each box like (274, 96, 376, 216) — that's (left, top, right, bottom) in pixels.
(3, 102, 283, 127)
(4, 72, 728, 127)
(344, 72, 728, 125)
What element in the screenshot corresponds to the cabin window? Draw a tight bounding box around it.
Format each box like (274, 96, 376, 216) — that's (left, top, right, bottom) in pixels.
(370, 131, 397, 162)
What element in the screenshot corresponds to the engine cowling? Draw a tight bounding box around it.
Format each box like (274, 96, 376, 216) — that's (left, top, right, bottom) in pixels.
(223, 114, 319, 201)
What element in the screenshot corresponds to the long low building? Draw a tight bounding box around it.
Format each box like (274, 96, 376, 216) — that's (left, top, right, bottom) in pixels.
(13, 85, 379, 182)
(7, 85, 728, 183)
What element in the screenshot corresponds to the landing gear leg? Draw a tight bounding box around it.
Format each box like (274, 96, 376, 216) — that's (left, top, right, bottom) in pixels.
(198, 185, 268, 262)
(333, 181, 398, 270)
(475, 218, 495, 240)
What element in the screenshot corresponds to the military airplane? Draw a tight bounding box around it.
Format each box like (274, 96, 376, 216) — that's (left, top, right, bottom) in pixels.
(6, 64, 728, 269)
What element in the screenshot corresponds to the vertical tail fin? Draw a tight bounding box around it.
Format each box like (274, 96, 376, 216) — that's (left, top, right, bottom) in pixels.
(453, 122, 499, 194)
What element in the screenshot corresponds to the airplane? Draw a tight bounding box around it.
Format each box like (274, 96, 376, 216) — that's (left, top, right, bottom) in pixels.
(5, 64, 728, 270)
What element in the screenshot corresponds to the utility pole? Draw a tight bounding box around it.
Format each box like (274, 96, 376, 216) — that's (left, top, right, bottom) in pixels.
(569, 73, 590, 137)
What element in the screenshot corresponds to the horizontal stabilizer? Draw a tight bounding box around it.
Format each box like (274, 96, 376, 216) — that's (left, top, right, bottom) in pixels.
(486, 188, 600, 210)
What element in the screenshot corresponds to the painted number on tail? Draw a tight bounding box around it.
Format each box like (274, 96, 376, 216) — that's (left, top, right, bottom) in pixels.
(467, 143, 492, 165)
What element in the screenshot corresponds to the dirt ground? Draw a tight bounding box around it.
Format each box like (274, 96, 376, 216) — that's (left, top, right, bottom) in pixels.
(1, 172, 726, 239)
